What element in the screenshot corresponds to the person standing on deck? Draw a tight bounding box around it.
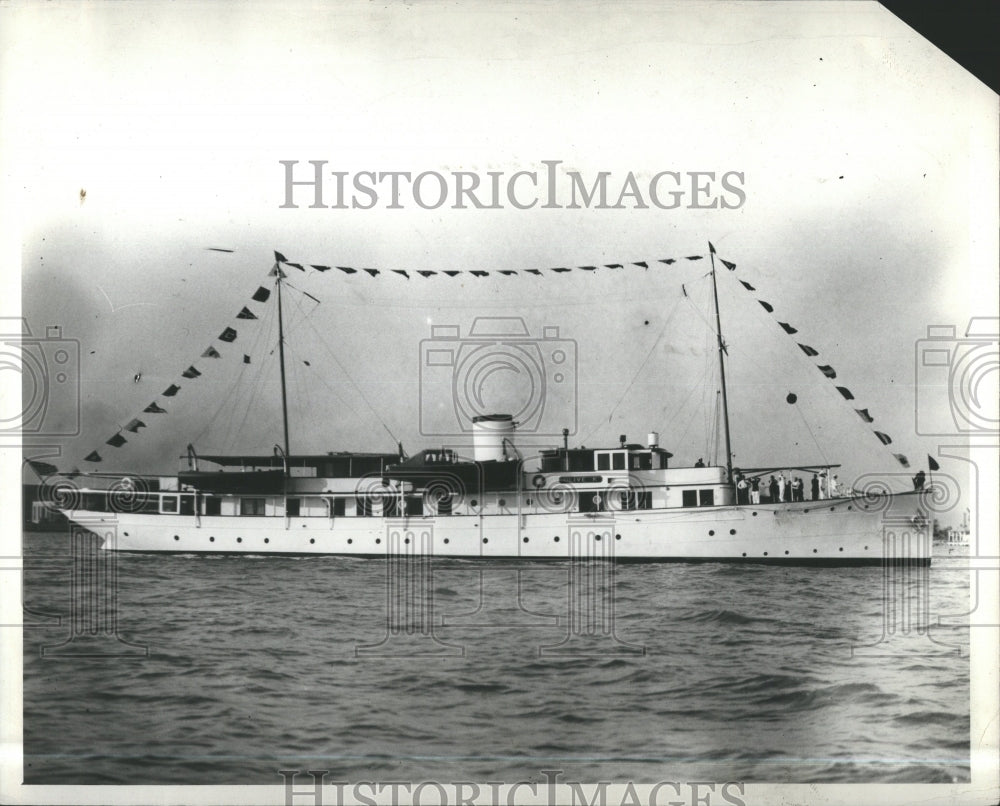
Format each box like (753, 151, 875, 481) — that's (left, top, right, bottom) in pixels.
(777, 473, 786, 502)
(768, 476, 778, 503)
(811, 474, 820, 501)
(750, 477, 761, 504)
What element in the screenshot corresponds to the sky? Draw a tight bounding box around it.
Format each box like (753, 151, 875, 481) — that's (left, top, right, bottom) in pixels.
(3, 0, 998, 521)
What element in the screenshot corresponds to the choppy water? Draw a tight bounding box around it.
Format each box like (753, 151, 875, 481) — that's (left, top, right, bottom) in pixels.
(22, 532, 970, 785)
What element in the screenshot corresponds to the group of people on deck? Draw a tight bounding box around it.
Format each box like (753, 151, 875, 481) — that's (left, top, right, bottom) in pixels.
(732, 468, 844, 505)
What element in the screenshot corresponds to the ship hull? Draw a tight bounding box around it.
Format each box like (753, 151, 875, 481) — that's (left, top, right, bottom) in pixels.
(60, 492, 930, 565)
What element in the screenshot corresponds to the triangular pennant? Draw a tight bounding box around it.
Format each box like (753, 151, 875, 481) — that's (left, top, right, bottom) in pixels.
(874, 431, 893, 445)
(798, 343, 819, 357)
(392, 270, 409, 279)
(337, 266, 357, 274)
(928, 455, 940, 471)
(721, 259, 737, 271)
(658, 259, 675, 265)
(709, 242, 717, 253)
(550, 267, 571, 273)
(311, 265, 331, 272)
(274, 250, 288, 263)
(525, 269, 542, 275)
(251, 286, 271, 303)
(181, 366, 201, 379)
(417, 270, 437, 277)
(286, 262, 305, 271)
(444, 270, 461, 277)
(163, 384, 180, 396)
(817, 365, 837, 379)
(778, 322, 798, 335)
(201, 346, 221, 358)
(28, 459, 59, 476)
(685, 255, 703, 261)
(579, 265, 597, 271)
(499, 270, 517, 276)
(470, 270, 489, 277)
(84, 451, 102, 463)
(606, 263, 625, 269)
(219, 327, 237, 342)
(243, 354, 251, 364)
(106, 433, 127, 447)
(237, 307, 258, 320)
(894, 453, 910, 468)
(125, 419, 146, 433)
(364, 269, 379, 277)
(303, 360, 311, 366)
(836, 386, 854, 400)
(633, 262, 648, 269)
(855, 408, 874, 423)
(144, 402, 166, 413)
(758, 300, 774, 313)
(739, 280, 755, 291)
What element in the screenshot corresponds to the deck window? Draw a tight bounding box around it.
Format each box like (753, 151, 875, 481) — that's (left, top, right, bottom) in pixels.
(682, 490, 698, 508)
(699, 489, 715, 507)
(203, 497, 221, 516)
(241, 497, 266, 516)
(612, 453, 626, 470)
(597, 453, 610, 471)
(160, 495, 178, 513)
(286, 498, 301, 517)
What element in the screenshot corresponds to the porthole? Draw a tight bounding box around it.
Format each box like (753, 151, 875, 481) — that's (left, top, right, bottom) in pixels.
(443, 538, 450, 544)
(526, 499, 532, 506)
(209, 536, 215, 542)
(123, 531, 129, 536)
(813, 548, 818, 553)
(264, 538, 269, 544)
(523, 537, 529, 543)
(763, 551, 768, 556)
(237, 537, 242, 543)
(839, 547, 844, 552)
(848, 506, 853, 511)
(174, 535, 179, 541)
(784, 550, 789, 555)
(864, 545, 868, 550)
(483, 538, 488, 544)
(310, 538, 315, 544)
(709, 530, 715, 536)
(470, 499, 478, 507)
(752, 511, 757, 517)
(375, 538, 381, 545)
(729, 529, 736, 535)
(346, 538, 352, 545)
(742, 552, 747, 557)
(405, 538, 410, 545)
(554, 536, 560, 542)
(595, 534, 602, 541)
(615, 534, 621, 540)
(499, 499, 506, 507)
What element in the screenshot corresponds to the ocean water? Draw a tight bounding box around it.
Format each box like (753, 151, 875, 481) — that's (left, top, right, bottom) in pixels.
(21, 532, 970, 785)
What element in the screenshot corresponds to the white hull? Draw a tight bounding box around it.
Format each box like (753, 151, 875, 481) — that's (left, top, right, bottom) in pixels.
(61, 492, 931, 565)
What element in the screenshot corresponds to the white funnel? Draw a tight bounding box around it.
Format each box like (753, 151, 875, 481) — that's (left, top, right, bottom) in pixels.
(472, 414, 515, 462)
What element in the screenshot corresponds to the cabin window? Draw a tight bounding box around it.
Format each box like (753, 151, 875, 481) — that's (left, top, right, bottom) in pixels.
(699, 489, 715, 507)
(160, 495, 178, 514)
(406, 496, 423, 516)
(597, 453, 610, 471)
(330, 497, 346, 517)
(631, 453, 652, 470)
(436, 493, 453, 516)
(616, 489, 653, 511)
(682, 490, 698, 508)
(241, 497, 266, 516)
(286, 498, 301, 517)
(612, 453, 626, 470)
(203, 497, 221, 516)
(179, 496, 194, 515)
(356, 496, 372, 517)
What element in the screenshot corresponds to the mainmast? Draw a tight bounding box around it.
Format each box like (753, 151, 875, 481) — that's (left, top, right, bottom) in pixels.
(708, 243, 734, 481)
(275, 266, 291, 459)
